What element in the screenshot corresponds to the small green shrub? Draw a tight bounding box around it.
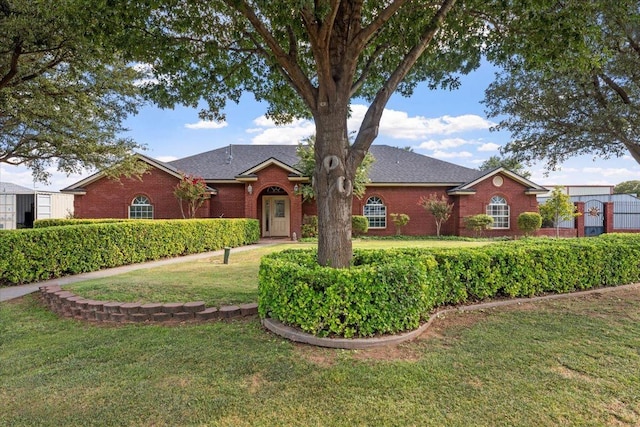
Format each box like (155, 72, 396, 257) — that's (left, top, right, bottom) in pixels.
(0, 219, 260, 285)
(517, 212, 543, 236)
(464, 214, 494, 237)
(390, 213, 410, 235)
(352, 215, 369, 236)
(301, 215, 318, 238)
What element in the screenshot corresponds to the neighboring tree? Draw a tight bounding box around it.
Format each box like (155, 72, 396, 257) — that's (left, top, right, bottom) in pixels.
(517, 212, 542, 237)
(463, 214, 493, 238)
(613, 180, 640, 196)
(173, 175, 210, 219)
(478, 155, 531, 179)
(390, 213, 410, 236)
(483, 0, 640, 168)
(295, 136, 374, 202)
(539, 187, 581, 238)
(0, 0, 146, 182)
(117, 0, 489, 267)
(418, 194, 453, 238)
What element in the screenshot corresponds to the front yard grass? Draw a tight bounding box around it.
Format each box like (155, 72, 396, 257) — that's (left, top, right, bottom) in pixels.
(64, 239, 488, 306)
(1, 286, 639, 426)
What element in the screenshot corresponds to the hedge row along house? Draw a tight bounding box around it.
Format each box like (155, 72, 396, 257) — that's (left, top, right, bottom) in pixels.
(62, 144, 548, 238)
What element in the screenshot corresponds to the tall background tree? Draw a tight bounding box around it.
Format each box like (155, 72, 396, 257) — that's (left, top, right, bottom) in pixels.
(116, 0, 489, 267)
(0, 0, 146, 182)
(483, 0, 640, 168)
(478, 155, 531, 179)
(613, 180, 640, 195)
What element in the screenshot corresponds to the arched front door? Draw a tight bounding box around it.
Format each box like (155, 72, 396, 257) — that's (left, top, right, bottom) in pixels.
(262, 196, 290, 237)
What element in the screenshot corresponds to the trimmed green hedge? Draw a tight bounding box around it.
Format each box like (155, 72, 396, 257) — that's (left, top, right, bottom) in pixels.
(0, 219, 259, 285)
(259, 234, 640, 338)
(34, 218, 134, 228)
(259, 249, 437, 338)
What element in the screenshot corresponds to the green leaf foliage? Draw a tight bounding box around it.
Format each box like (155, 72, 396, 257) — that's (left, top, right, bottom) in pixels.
(259, 234, 640, 337)
(517, 212, 543, 236)
(0, 219, 259, 285)
(352, 215, 369, 236)
(0, 0, 146, 181)
(484, 0, 640, 167)
(463, 214, 494, 237)
(613, 180, 640, 196)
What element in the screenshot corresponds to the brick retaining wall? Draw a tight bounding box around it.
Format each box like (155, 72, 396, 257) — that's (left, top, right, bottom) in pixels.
(39, 285, 258, 324)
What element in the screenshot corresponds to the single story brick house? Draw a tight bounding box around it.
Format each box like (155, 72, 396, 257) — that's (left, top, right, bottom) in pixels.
(62, 144, 548, 238)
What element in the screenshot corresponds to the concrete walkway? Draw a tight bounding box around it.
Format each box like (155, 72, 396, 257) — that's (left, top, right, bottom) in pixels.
(0, 241, 278, 302)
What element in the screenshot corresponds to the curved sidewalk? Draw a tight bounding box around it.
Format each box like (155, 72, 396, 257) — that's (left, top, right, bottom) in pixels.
(0, 241, 277, 302)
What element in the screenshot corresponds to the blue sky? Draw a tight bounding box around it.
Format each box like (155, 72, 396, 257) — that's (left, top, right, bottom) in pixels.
(1, 62, 638, 192)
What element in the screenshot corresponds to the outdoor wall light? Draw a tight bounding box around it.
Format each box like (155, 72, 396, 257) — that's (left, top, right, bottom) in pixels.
(247, 184, 253, 195)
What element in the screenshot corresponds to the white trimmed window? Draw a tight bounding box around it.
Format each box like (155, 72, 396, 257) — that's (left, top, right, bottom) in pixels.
(486, 196, 509, 229)
(363, 196, 386, 229)
(129, 195, 153, 219)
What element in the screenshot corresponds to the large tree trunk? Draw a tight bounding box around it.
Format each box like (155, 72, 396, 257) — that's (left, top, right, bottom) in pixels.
(314, 110, 357, 268)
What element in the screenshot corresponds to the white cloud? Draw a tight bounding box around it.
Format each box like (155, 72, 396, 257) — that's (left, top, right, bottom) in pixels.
(477, 142, 501, 152)
(184, 120, 228, 130)
(347, 104, 495, 140)
(247, 105, 495, 146)
(430, 150, 473, 159)
(582, 167, 636, 177)
(418, 138, 470, 150)
(249, 116, 315, 145)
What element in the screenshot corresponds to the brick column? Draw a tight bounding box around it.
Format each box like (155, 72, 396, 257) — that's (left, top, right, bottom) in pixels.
(575, 202, 585, 237)
(604, 202, 614, 233)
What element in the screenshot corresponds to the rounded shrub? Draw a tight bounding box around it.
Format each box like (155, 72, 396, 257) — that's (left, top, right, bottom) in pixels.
(352, 215, 369, 236)
(259, 249, 437, 338)
(517, 212, 542, 236)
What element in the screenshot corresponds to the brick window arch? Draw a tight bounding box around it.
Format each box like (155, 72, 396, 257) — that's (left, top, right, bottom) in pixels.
(486, 195, 509, 229)
(363, 196, 386, 229)
(129, 195, 154, 219)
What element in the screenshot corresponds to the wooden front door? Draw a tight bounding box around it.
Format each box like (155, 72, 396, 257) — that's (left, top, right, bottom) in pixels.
(262, 196, 290, 237)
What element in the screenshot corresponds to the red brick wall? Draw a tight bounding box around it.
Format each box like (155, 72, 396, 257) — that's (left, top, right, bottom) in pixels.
(74, 167, 213, 219)
(354, 186, 453, 236)
(455, 173, 540, 238)
(209, 183, 245, 218)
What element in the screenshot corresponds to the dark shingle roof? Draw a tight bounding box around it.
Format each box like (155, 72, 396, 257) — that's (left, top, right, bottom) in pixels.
(168, 144, 483, 184)
(169, 145, 302, 180)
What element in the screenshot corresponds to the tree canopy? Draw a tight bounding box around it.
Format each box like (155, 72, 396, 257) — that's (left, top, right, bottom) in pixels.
(115, 0, 492, 267)
(483, 0, 640, 168)
(0, 0, 146, 182)
(613, 180, 640, 195)
(478, 155, 531, 179)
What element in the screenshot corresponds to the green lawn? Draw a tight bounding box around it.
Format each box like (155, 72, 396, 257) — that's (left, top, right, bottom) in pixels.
(1, 286, 639, 426)
(64, 239, 488, 306)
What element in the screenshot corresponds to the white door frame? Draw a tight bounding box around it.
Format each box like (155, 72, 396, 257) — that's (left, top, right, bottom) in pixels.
(262, 196, 290, 237)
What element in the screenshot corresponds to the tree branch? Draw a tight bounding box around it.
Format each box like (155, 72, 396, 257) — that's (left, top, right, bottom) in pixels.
(599, 73, 631, 104)
(226, 0, 317, 109)
(0, 40, 22, 89)
(352, 0, 458, 154)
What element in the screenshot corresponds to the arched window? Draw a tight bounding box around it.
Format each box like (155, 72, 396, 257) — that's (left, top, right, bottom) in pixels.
(363, 196, 386, 229)
(129, 195, 153, 219)
(486, 196, 509, 229)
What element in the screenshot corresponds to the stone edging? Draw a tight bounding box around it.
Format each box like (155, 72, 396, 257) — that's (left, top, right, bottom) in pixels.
(39, 285, 257, 323)
(263, 282, 640, 349)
